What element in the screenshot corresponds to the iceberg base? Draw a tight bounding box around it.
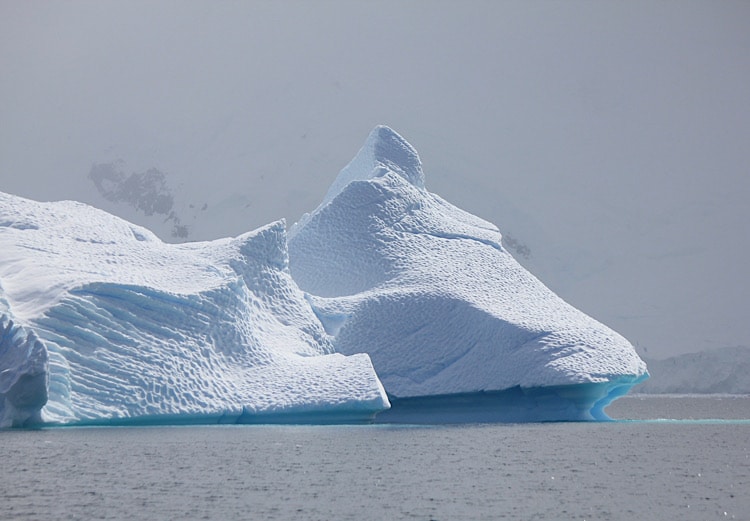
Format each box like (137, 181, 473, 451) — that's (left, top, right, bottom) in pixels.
(31, 408, 382, 428)
(374, 377, 647, 424)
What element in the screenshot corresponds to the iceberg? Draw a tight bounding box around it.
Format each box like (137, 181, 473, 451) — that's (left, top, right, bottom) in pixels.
(1, 126, 647, 427)
(289, 126, 648, 422)
(0, 193, 388, 428)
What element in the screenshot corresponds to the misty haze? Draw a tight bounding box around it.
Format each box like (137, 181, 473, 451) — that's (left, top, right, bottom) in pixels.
(2, 1, 748, 361)
(1, 2, 749, 520)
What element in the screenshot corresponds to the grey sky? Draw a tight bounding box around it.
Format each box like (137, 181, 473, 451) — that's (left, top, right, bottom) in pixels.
(1, 1, 749, 359)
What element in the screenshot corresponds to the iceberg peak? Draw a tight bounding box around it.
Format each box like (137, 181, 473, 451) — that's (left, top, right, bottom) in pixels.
(322, 126, 424, 206)
(289, 126, 648, 421)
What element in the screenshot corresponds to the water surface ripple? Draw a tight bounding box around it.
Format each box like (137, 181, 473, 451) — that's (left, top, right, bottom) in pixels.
(2, 396, 748, 520)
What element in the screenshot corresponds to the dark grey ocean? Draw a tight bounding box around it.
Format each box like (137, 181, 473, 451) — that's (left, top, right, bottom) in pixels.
(2, 396, 748, 521)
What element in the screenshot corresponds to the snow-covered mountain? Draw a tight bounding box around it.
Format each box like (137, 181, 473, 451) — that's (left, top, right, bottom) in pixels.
(634, 346, 750, 395)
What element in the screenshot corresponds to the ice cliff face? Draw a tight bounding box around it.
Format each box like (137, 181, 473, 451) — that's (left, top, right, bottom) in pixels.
(0, 193, 388, 427)
(289, 126, 647, 418)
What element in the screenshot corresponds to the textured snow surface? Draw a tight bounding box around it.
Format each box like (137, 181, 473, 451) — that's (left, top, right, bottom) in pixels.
(0, 193, 388, 427)
(289, 126, 647, 402)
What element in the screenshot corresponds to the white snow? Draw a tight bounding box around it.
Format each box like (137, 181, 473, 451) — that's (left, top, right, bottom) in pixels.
(289, 126, 647, 418)
(0, 192, 388, 427)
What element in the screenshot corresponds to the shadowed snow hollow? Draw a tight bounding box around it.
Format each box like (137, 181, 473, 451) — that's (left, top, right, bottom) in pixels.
(0, 193, 388, 427)
(289, 126, 647, 421)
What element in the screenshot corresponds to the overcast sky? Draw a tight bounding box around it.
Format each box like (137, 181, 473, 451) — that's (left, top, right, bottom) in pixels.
(1, 0, 749, 359)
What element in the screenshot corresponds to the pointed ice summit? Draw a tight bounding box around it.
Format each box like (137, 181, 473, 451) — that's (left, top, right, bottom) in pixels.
(289, 126, 648, 422)
(0, 193, 388, 427)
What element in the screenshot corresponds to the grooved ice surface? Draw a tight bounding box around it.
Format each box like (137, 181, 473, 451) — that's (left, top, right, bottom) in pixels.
(289, 126, 647, 414)
(0, 193, 388, 427)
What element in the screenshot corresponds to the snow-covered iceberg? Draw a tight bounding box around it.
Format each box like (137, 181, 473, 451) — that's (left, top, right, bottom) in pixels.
(0, 193, 388, 428)
(1, 126, 647, 427)
(289, 126, 648, 422)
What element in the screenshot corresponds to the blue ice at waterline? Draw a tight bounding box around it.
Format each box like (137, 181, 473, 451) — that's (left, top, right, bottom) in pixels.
(378, 375, 649, 424)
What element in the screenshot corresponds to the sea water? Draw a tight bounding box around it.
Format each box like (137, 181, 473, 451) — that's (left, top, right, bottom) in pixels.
(2, 396, 748, 520)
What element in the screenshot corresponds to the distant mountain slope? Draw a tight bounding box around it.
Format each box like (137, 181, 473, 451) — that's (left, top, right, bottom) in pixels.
(635, 346, 750, 394)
